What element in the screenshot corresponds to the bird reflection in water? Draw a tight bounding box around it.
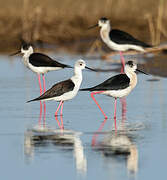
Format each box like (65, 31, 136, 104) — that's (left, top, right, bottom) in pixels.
(24, 123, 87, 176)
(92, 98, 138, 175)
(38, 101, 46, 128)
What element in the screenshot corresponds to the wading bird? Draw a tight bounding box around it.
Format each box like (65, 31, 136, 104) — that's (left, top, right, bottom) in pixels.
(80, 61, 148, 130)
(27, 59, 95, 128)
(89, 17, 151, 72)
(10, 44, 72, 94)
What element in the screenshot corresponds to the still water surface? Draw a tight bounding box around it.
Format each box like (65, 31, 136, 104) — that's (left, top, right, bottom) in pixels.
(0, 54, 167, 180)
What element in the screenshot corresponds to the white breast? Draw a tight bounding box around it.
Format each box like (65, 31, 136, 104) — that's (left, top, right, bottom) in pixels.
(101, 86, 132, 98)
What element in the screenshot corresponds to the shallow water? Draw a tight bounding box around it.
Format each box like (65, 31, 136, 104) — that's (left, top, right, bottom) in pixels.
(0, 54, 167, 180)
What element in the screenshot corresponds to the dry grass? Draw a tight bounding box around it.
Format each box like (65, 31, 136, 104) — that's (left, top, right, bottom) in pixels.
(0, 0, 167, 53)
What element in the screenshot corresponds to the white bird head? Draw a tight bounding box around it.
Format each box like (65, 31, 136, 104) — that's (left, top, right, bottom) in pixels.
(88, 17, 110, 30)
(98, 17, 110, 28)
(21, 44, 34, 56)
(125, 61, 148, 75)
(10, 43, 34, 57)
(75, 59, 86, 70)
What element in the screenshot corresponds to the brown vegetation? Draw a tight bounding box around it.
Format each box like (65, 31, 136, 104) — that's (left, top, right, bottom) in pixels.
(0, 0, 167, 53)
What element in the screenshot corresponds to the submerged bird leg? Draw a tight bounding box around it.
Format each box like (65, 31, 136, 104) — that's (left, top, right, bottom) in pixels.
(60, 101, 64, 116)
(60, 101, 64, 129)
(55, 100, 63, 116)
(43, 102, 46, 128)
(42, 74, 46, 93)
(119, 51, 125, 73)
(38, 101, 43, 127)
(114, 98, 117, 132)
(55, 115, 62, 129)
(91, 91, 108, 119)
(60, 115, 64, 130)
(37, 74, 43, 95)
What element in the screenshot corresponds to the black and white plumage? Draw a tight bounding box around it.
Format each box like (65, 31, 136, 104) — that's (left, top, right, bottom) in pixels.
(89, 17, 152, 52)
(28, 79, 75, 102)
(11, 44, 72, 74)
(80, 61, 147, 98)
(80, 60, 148, 124)
(27, 59, 91, 103)
(81, 74, 130, 92)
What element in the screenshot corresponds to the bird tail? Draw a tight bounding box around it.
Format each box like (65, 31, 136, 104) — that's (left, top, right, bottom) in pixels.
(65, 64, 73, 68)
(80, 88, 93, 91)
(27, 97, 42, 103)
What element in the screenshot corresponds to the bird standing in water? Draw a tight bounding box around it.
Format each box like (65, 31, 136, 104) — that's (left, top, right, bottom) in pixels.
(80, 61, 148, 131)
(89, 17, 151, 72)
(10, 44, 72, 94)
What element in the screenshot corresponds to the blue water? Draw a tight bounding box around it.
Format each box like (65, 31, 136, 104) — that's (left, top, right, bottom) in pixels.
(0, 54, 166, 180)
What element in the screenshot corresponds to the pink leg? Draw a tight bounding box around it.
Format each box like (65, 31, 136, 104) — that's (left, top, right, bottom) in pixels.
(119, 51, 125, 73)
(38, 101, 42, 127)
(60, 115, 64, 130)
(91, 91, 108, 119)
(43, 102, 46, 128)
(42, 74, 46, 93)
(37, 74, 42, 95)
(55, 115, 63, 129)
(60, 101, 64, 116)
(55, 101, 63, 116)
(114, 98, 117, 132)
(91, 118, 107, 146)
(60, 101, 64, 129)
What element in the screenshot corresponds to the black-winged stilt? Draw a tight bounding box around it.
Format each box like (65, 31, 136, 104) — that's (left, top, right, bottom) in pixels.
(27, 59, 94, 128)
(89, 17, 152, 72)
(10, 43, 72, 94)
(80, 61, 148, 130)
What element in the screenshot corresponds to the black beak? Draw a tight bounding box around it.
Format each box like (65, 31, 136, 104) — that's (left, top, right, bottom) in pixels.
(85, 66, 97, 72)
(136, 69, 149, 75)
(10, 50, 21, 56)
(88, 24, 98, 30)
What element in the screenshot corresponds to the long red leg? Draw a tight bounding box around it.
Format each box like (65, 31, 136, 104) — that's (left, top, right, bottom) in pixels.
(42, 74, 46, 93)
(37, 74, 42, 95)
(55, 115, 63, 129)
(60, 115, 64, 130)
(119, 51, 125, 73)
(43, 102, 46, 128)
(55, 101, 63, 116)
(38, 101, 42, 127)
(91, 91, 108, 119)
(60, 101, 64, 116)
(60, 101, 64, 129)
(114, 98, 117, 132)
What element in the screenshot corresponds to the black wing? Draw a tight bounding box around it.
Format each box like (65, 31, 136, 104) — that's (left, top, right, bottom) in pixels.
(110, 29, 152, 48)
(29, 53, 71, 68)
(27, 79, 75, 102)
(80, 74, 130, 91)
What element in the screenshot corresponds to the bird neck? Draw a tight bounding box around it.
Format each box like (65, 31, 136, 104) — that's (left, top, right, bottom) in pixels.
(125, 69, 137, 90)
(71, 67, 83, 84)
(100, 24, 111, 38)
(23, 49, 33, 59)
(74, 67, 82, 78)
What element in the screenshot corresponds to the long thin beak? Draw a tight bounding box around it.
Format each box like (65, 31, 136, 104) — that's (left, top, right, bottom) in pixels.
(85, 66, 97, 72)
(136, 69, 149, 75)
(10, 50, 21, 56)
(88, 24, 98, 30)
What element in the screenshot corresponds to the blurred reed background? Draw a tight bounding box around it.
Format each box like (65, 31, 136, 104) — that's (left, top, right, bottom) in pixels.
(0, 0, 167, 53)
